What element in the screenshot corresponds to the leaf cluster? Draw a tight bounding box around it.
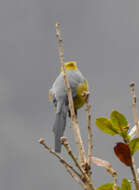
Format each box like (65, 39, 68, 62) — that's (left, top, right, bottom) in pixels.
(96, 110, 139, 157)
(96, 110, 139, 190)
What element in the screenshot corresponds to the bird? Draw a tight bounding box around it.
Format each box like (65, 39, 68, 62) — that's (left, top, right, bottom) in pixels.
(49, 61, 88, 153)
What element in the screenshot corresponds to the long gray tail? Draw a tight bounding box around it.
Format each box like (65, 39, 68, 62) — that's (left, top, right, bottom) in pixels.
(53, 112, 67, 153)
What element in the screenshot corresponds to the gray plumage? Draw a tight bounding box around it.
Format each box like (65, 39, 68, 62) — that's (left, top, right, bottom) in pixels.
(50, 70, 85, 153)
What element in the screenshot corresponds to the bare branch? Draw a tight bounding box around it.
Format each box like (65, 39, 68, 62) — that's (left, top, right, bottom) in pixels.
(92, 156, 117, 190)
(106, 167, 117, 190)
(112, 173, 117, 190)
(129, 82, 139, 190)
(61, 137, 95, 190)
(130, 158, 139, 190)
(61, 137, 85, 175)
(83, 91, 93, 174)
(63, 163, 88, 190)
(39, 139, 81, 179)
(130, 82, 139, 137)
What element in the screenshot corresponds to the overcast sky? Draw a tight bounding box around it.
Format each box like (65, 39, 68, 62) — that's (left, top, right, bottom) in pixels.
(0, 0, 139, 190)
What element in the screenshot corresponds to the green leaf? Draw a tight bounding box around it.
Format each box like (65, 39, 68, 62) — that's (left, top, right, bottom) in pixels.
(96, 117, 118, 136)
(97, 183, 113, 190)
(129, 138, 139, 155)
(110, 110, 128, 138)
(97, 183, 121, 190)
(121, 178, 131, 190)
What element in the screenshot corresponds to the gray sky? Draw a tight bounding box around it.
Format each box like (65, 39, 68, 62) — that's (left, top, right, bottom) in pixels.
(0, 0, 139, 189)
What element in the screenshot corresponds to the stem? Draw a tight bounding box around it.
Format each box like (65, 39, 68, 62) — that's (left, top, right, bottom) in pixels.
(61, 137, 84, 174)
(106, 168, 117, 190)
(61, 137, 96, 190)
(130, 82, 139, 137)
(112, 171, 117, 190)
(64, 165, 88, 190)
(130, 158, 139, 190)
(39, 138, 87, 189)
(39, 139, 81, 179)
(129, 82, 139, 190)
(83, 91, 93, 175)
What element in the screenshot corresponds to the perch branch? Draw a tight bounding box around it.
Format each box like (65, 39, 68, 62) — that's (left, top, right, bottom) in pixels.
(56, 23, 86, 165)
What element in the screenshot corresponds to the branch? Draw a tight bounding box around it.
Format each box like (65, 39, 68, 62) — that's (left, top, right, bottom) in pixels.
(108, 168, 117, 190)
(83, 91, 93, 174)
(129, 82, 139, 190)
(39, 139, 81, 179)
(92, 156, 117, 190)
(130, 158, 139, 190)
(122, 138, 139, 189)
(63, 163, 88, 190)
(61, 137, 86, 177)
(130, 82, 139, 137)
(56, 23, 86, 165)
(61, 137, 95, 190)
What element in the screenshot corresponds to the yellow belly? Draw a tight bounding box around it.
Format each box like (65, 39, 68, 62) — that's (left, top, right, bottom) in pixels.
(73, 80, 88, 110)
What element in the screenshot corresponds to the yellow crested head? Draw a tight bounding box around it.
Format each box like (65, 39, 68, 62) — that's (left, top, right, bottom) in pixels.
(60, 61, 78, 72)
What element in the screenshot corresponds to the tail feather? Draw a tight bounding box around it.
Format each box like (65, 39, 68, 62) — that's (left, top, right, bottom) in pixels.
(53, 112, 67, 153)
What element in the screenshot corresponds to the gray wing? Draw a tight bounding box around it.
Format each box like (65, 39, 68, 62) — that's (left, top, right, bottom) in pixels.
(67, 70, 85, 97)
(50, 69, 85, 111)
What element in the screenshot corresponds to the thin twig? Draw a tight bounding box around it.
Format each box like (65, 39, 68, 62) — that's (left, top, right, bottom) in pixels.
(39, 139, 81, 179)
(39, 138, 93, 190)
(83, 91, 93, 174)
(61, 137, 84, 174)
(129, 82, 139, 190)
(113, 173, 117, 190)
(107, 168, 117, 190)
(122, 139, 139, 189)
(56, 23, 86, 165)
(123, 137, 139, 189)
(63, 163, 88, 190)
(61, 137, 96, 190)
(130, 158, 139, 190)
(130, 82, 139, 137)
(92, 156, 117, 190)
